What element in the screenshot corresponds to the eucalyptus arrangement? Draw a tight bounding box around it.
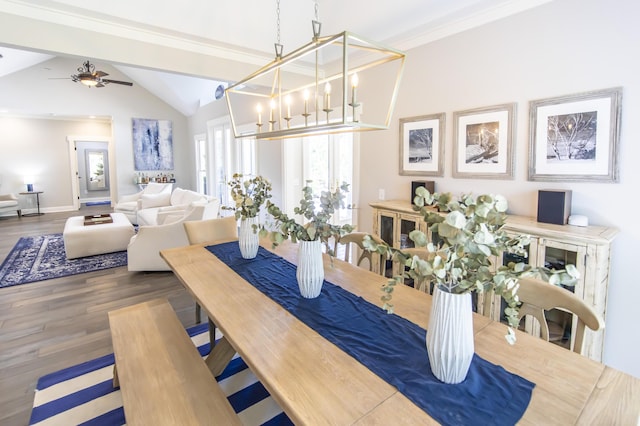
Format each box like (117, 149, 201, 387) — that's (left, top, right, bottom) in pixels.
(261, 181, 354, 298)
(262, 181, 354, 253)
(364, 187, 580, 330)
(222, 173, 273, 221)
(222, 173, 272, 259)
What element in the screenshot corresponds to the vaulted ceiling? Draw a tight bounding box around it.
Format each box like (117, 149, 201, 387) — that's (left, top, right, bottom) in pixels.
(0, 0, 553, 116)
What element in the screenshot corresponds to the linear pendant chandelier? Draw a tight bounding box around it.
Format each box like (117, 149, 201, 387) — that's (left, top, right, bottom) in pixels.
(225, 3, 405, 140)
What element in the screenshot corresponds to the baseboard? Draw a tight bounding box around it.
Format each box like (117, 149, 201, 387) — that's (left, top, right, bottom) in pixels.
(22, 204, 78, 215)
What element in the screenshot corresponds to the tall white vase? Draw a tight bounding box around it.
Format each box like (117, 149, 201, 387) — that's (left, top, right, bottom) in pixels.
(426, 285, 474, 384)
(238, 217, 259, 259)
(296, 239, 324, 298)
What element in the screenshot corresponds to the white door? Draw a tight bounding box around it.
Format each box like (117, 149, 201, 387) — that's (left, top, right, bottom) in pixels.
(68, 136, 113, 209)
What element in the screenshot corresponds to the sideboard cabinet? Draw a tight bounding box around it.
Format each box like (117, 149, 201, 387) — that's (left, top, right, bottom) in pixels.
(370, 200, 618, 362)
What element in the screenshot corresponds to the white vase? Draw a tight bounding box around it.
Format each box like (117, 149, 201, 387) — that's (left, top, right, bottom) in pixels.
(296, 239, 324, 298)
(426, 285, 474, 384)
(238, 217, 259, 259)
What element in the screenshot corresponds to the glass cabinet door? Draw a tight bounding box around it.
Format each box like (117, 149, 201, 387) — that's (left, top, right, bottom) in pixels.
(490, 236, 587, 352)
(395, 214, 423, 278)
(375, 212, 396, 277)
(487, 240, 535, 324)
(531, 239, 586, 352)
(398, 215, 419, 249)
(481, 236, 537, 322)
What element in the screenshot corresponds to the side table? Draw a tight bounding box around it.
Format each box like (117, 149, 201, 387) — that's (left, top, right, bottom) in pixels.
(19, 191, 44, 216)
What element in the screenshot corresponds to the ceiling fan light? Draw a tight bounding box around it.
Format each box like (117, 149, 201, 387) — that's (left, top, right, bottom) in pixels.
(80, 77, 98, 87)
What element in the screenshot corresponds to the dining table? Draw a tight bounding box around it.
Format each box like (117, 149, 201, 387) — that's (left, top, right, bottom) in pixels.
(160, 238, 640, 425)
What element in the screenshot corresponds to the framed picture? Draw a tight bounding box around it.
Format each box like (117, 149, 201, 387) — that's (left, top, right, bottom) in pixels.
(399, 113, 445, 176)
(452, 103, 516, 179)
(132, 118, 174, 171)
(528, 87, 622, 182)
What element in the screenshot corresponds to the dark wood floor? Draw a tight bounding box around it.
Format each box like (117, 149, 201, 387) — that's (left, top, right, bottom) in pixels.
(0, 206, 198, 426)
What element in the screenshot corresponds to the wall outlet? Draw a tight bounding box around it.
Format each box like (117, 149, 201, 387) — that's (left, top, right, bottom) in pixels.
(378, 189, 385, 200)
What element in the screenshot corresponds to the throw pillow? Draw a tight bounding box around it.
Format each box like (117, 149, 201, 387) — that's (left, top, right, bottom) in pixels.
(144, 182, 171, 194)
(139, 192, 171, 209)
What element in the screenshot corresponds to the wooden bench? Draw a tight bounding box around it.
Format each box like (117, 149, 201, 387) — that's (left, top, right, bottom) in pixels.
(108, 298, 241, 425)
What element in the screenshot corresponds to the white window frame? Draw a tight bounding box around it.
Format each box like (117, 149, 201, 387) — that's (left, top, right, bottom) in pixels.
(206, 117, 257, 213)
(194, 133, 207, 194)
(283, 132, 359, 228)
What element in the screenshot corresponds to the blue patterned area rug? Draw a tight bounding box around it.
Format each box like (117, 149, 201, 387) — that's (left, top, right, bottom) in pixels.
(29, 323, 291, 426)
(0, 233, 127, 288)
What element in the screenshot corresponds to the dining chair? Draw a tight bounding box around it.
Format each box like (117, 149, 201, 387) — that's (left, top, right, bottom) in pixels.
(334, 232, 386, 276)
(184, 216, 239, 325)
(516, 277, 604, 355)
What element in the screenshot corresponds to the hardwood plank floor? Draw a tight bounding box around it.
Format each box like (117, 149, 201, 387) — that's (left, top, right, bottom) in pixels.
(0, 207, 198, 426)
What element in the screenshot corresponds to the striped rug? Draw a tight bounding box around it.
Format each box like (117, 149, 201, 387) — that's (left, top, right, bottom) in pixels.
(29, 323, 292, 425)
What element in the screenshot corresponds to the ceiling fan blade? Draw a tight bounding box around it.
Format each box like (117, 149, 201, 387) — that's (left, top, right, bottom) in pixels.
(103, 79, 133, 86)
(95, 70, 108, 77)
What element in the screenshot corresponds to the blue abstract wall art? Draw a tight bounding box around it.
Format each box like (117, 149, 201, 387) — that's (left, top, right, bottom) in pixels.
(132, 118, 174, 170)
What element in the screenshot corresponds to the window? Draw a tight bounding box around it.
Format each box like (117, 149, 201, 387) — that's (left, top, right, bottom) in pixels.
(283, 132, 357, 227)
(206, 118, 257, 210)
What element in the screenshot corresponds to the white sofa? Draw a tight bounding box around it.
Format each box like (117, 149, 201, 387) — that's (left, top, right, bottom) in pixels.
(127, 200, 220, 271)
(0, 194, 21, 217)
(136, 187, 216, 226)
(114, 182, 173, 224)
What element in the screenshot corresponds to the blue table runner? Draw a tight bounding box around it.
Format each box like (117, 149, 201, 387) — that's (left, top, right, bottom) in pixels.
(207, 242, 534, 426)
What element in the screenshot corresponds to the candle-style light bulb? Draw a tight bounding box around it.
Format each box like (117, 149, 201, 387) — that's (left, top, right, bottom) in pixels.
(285, 95, 292, 118)
(257, 104, 262, 125)
(269, 99, 275, 122)
(324, 82, 332, 110)
(351, 73, 359, 105)
(303, 89, 309, 115)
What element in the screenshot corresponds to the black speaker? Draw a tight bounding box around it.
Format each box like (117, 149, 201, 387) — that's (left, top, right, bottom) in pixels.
(411, 181, 435, 204)
(537, 190, 572, 225)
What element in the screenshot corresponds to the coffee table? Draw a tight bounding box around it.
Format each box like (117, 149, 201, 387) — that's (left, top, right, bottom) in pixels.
(63, 212, 135, 259)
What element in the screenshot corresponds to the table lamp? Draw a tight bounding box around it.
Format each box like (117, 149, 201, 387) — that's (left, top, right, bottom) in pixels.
(24, 176, 34, 192)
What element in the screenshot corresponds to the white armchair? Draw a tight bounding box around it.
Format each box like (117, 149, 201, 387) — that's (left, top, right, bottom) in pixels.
(114, 182, 173, 224)
(0, 193, 21, 217)
(126, 202, 219, 271)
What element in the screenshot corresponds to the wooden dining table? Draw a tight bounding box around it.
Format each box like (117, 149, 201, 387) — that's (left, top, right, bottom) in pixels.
(160, 239, 640, 425)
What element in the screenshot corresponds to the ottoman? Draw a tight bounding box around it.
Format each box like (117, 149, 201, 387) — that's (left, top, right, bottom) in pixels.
(63, 213, 135, 259)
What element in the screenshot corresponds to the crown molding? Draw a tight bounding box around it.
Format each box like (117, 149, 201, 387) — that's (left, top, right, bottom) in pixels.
(0, 0, 271, 69)
(389, 0, 554, 51)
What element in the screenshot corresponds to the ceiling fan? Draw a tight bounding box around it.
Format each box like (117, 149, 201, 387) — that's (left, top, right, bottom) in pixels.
(66, 60, 133, 88)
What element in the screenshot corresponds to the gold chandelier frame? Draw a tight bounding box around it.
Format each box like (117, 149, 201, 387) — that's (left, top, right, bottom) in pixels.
(225, 26, 405, 140)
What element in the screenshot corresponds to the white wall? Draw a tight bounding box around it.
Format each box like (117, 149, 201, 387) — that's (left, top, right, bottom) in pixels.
(0, 56, 192, 208)
(0, 117, 111, 211)
(357, 0, 640, 378)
